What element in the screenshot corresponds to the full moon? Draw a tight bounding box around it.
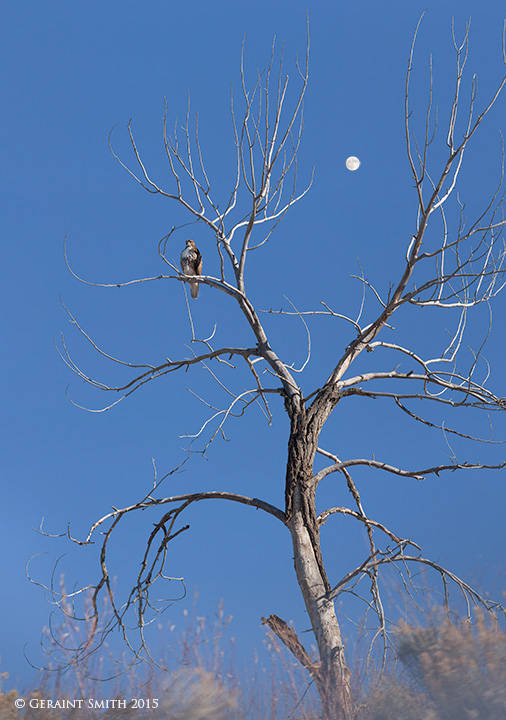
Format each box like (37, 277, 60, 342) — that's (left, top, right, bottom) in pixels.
(346, 156, 361, 171)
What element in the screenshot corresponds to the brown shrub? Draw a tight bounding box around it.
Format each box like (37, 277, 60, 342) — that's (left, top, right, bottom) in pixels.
(357, 613, 506, 720)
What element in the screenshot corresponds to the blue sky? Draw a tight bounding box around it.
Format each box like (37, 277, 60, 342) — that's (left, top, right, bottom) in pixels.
(2, 0, 506, 693)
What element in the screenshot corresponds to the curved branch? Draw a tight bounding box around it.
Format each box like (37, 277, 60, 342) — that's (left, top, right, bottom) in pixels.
(394, 397, 506, 444)
(340, 370, 505, 409)
(314, 458, 505, 485)
(328, 543, 506, 620)
(75, 491, 286, 545)
(317, 507, 409, 546)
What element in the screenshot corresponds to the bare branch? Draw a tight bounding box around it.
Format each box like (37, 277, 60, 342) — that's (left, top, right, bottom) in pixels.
(314, 457, 505, 485)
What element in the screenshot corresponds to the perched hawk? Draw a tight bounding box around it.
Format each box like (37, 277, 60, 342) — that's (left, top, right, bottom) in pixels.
(180, 239, 202, 299)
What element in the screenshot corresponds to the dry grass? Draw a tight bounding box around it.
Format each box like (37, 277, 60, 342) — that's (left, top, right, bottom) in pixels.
(2, 605, 506, 719)
(357, 612, 506, 720)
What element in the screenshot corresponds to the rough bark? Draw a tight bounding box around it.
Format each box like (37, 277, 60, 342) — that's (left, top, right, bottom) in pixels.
(284, 407, 353, 720)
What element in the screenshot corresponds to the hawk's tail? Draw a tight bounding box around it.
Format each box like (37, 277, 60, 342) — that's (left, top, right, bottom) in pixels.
(190, 281, 199, 299)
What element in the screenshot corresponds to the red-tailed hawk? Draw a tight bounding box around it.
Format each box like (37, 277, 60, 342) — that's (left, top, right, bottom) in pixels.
(180, 239, 202, 299)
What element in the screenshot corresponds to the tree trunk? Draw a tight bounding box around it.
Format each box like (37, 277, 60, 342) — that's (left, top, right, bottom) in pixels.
(288, 492, 353, 719)
(285, 411, 353, 720)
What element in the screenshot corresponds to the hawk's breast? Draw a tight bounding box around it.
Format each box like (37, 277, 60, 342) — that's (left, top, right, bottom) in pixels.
(181, 247, 198, 274)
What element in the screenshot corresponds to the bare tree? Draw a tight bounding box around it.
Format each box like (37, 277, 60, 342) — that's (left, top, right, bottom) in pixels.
(38, 15, 506, 720)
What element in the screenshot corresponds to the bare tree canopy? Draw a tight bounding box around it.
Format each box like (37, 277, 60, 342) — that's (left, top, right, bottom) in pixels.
(33, 13, 506, 720)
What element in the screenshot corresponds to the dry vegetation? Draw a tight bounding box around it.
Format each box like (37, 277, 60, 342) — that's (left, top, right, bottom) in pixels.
(2, 606, 506, 719)
(357, 613, 506, 720)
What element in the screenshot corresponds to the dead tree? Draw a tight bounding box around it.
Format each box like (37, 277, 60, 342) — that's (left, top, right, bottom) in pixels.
(38, 16, 506, 720)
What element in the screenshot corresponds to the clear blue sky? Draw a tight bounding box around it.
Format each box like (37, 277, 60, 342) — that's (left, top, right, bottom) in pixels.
(2, 0, 506, 692)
